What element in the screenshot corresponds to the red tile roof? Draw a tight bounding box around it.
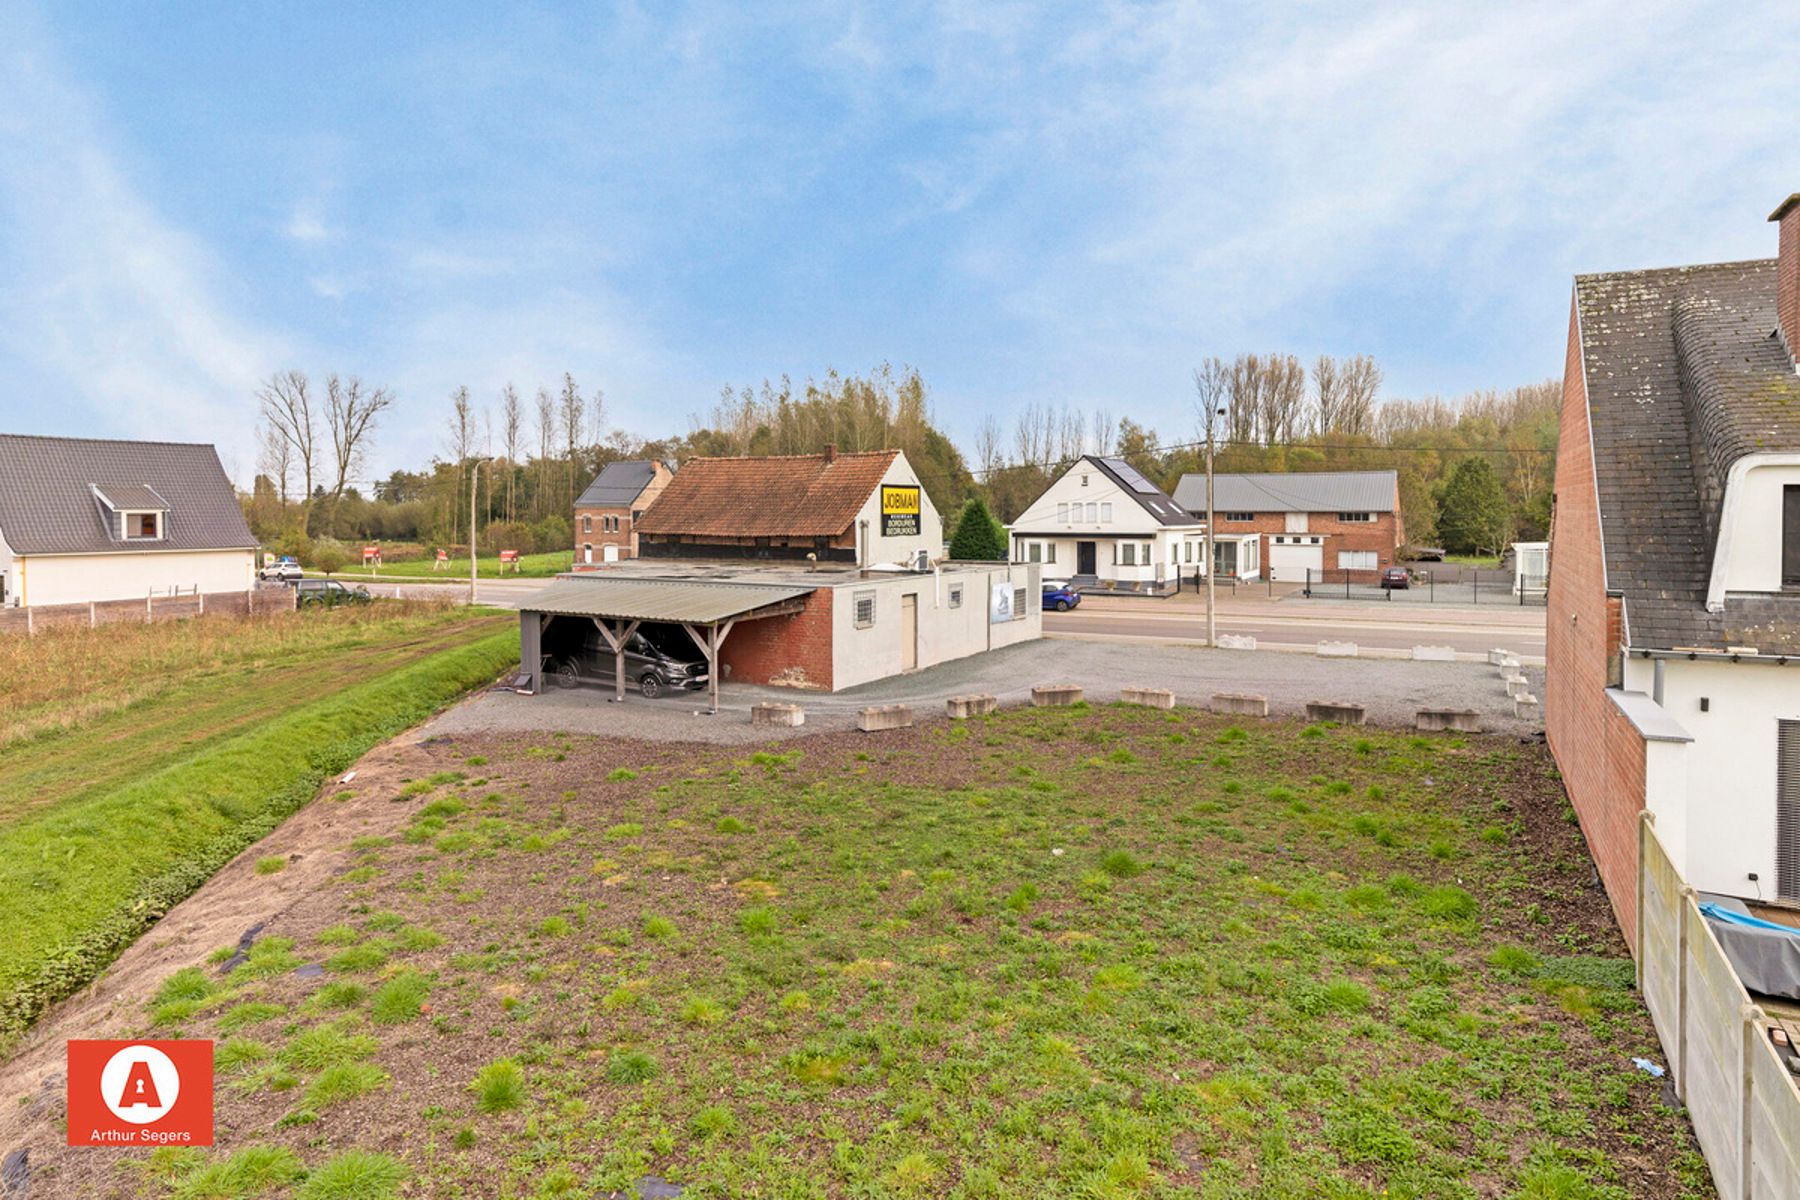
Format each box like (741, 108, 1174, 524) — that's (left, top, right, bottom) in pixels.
(635, 450, 898, 539)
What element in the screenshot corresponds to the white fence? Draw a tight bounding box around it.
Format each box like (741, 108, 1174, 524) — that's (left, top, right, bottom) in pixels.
(1638, 813, 1800, 1198)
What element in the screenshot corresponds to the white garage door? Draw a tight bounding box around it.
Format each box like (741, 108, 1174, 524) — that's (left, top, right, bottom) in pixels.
(1268, 540, 1323, 583)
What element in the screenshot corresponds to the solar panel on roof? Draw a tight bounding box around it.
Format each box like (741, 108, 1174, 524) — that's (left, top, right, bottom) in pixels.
(1103, 457, 1161, 494)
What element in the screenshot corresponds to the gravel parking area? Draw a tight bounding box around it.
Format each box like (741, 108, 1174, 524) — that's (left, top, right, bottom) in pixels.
(423, 638, 1544, 745)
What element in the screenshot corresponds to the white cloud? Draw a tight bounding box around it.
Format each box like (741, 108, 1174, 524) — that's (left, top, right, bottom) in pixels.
(0, 13, 294, 480)
(284, 206, 333, 243)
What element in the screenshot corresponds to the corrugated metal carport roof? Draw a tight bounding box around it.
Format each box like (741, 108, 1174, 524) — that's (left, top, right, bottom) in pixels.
(518, 577, 815, 624)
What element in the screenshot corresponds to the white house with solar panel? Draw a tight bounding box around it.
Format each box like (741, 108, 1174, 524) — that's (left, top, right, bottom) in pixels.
(1007, 455, 1206, 596)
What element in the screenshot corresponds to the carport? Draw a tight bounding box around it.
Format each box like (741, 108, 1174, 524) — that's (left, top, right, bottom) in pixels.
(517, 577, 814, 713)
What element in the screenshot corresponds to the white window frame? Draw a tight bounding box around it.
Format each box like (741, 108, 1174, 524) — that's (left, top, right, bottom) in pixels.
(1338, 550, 1378, 571)
(1056, 502, 1068, 523)
(1338, 512, 1375, 523)
(1100, 502, 1113, 522)
(854, 590, 876, 629)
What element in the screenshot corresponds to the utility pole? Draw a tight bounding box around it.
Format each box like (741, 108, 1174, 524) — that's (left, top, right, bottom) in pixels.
(1205, 418, 1217, 648)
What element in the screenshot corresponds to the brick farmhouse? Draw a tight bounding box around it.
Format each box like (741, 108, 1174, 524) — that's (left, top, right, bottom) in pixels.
(1547, 192, 1800, 944)
(574, 459, 671, 564)
(1171, 469, 1405, 584)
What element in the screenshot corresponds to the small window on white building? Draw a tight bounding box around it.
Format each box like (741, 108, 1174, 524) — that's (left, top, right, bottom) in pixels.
(1100, 503, 1113, 522)
(854, 591, 876, 628)
(1184, 541, 1194, 563)
(1338, 550, 1378, 571)
(1046, 543, 1056, 564)
(1081, 474, 1089, 487)
(1056, 502, 1068, 523)
(1119, 543, 1135, 566)
(1028, 543, 1042, 563)
(1085, 502, 1098, 523)
(948, 584, 963, 609)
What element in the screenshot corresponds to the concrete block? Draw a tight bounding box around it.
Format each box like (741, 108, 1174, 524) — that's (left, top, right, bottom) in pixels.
(1487, 648, 1509, 666)
(751, 702, 804, 727)
(1501, 670, 1527, 686)
(1216, 634, 1257, 651)
(1415, 708, 1482, 733)
(1316, 641, 1358, 658)
(945, 694, 998, 720)
(1210, 692, 1269, 717)
(1505, 677, 1530, 699)
(1514, 694, 1541, 719)
(1304, 701, 1366, 725)
(1499, 655, 1521, 672)
(1119, 686, 1175, 709)
(1411, 644, 1457, 662)
(856, 704, 915, 732)
(1031, 683, 1085, 707)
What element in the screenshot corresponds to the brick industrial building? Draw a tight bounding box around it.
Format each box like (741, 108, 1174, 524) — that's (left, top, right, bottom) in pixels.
(1171, 469, 1404, 583)
(1546, 191, 1800, 943)
(574, 459, 671, 564)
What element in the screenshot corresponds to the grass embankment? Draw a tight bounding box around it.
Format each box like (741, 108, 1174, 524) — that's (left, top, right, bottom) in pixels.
(0, 605, 519, 1047)
(332, 550, 572, 581)
(81, 708, 1707, 1199)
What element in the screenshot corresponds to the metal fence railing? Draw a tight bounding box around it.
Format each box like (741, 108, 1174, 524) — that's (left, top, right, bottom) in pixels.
(1299, 565, 1548, 606)
(1638, 813, 1800, 1198)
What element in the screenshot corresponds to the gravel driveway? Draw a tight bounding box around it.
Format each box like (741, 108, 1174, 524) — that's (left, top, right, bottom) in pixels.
(423, 639, 1544, 746)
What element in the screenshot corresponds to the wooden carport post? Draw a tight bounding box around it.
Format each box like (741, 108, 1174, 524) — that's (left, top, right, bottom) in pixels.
(681, 619, 736, 716)
(591, 616, 641, 703)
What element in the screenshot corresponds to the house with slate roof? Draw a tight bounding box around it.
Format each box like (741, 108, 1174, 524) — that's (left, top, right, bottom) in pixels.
(574, 459, 671, 564)
(1172, 469, 1405, 584)
(1547, 192, 1800, 941)
(1009, 455, 1204, 595)
(0, 434, 257, 607)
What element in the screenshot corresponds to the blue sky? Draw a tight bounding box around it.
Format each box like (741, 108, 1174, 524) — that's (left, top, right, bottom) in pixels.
(2, 1, 1797, 484)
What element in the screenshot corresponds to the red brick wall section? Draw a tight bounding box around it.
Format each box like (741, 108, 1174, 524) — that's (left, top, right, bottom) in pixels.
(1546, 291, 1648, 945)
(718, 589, 833, 690)
(1777, 201, 1800, 363)
(1215, 511, 1403, 581)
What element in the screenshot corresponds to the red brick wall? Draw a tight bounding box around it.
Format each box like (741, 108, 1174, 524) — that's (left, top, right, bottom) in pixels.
(719, 589, 833, 690)
(1215, 510, 1403, 581)
(1546, 292, 1648, 944)
(1777, 201, 1800, 362)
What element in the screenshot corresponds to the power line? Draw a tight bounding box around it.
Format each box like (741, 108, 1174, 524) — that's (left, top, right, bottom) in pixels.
(965, 437, 1553, 481)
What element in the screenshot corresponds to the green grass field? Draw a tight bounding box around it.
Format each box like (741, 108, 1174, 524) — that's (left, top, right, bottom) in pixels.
(0, 604, 520, 1047)
(72, 707, 1707, 1199)
(331, 550, 573, 581)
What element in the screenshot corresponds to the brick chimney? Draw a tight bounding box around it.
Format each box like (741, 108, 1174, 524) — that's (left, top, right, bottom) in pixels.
(1774, 193, 1800, 363)
(823, 443, 837, 463)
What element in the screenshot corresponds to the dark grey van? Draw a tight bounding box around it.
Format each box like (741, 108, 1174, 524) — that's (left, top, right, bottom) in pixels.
(549, 622, 709, 698)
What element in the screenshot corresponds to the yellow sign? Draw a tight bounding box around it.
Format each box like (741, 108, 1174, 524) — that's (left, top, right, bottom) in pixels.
(880, 485, 921, 536)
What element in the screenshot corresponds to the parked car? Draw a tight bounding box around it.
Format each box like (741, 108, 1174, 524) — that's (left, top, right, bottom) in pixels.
(551, 621, 708, 698)
(1042, 580, 1081, 612)
(258, 556, 302, 582)
(296, 579, 372, 607)
(1380, 567, 1411, 590)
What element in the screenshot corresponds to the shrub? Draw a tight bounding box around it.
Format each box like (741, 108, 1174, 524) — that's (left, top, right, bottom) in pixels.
(642, 916, 677, 940)
(1100, 850, 1144, 878)
(303, 1061, 389, 1108)
(1421, 886, 1478, 920)
(369, 971, 430, 1024)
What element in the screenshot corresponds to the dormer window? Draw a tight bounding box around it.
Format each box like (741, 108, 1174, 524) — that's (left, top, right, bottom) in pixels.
(91, 483, 170, 543)
(127, 512, 161, 539)
(1785, 485, 1800, 589)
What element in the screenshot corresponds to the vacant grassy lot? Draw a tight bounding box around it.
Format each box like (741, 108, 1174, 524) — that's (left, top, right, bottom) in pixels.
(0, 605, 519, 1046)
(30, 705, 1710, 1199)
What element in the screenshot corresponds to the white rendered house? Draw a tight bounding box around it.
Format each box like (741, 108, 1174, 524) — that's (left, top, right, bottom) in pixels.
(1008, 456, 1204, 595)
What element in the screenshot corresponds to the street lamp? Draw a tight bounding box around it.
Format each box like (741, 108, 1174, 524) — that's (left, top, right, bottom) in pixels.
(1204, 404, 1224, 649)
(470, 456, 496, 605)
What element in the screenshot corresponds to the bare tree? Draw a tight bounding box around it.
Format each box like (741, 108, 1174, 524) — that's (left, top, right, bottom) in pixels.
(534, 386, 555, 518)
(1089, 408, 1117, 457)
(559, 373, 583, 511)
(1226, 354, 1262, 445)
(1312, 355, 1342, 436)
(324, 374, 394, 519)
(588, 386, 607, 455)
(974, 414, 1003, 477)
(1339, 354, 1382, 437)
(447, 386, 475, 548)
(500, 383, 522, 524)
(257, 420, 293, 505)
(1261, 354, 1307, 446)
(257, 370, 319, 522)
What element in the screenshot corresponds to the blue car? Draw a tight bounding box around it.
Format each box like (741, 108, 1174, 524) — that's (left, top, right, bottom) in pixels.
(1042, 581, 1081, 612)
